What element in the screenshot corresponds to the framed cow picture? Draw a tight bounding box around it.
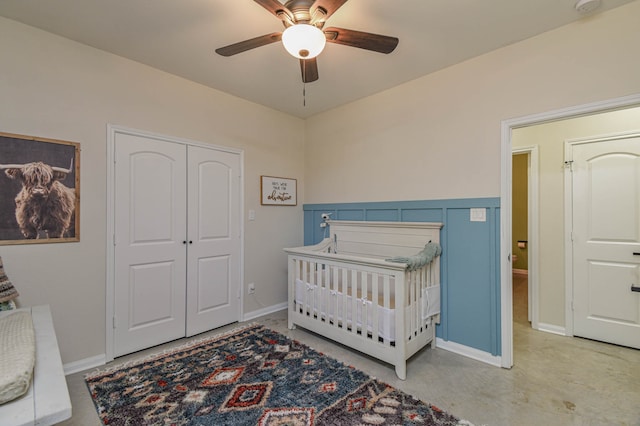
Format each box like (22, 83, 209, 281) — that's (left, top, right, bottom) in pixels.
(0, 132, 80, 245)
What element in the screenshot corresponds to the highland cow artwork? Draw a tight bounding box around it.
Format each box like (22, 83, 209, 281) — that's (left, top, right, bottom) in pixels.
(0, 133, 79, 244)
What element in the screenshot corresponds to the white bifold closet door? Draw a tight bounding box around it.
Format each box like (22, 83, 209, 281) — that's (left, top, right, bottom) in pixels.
(113, 133, 240, 357)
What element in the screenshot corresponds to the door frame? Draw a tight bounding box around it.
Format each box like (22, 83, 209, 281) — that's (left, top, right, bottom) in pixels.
(563, 130, 640, 337)
(511, 146, 539, 330)
(500, 93, 640, 368)
(105, 124, 245, 362)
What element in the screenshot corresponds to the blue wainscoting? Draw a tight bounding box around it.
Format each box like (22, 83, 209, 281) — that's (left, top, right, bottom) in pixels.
(303, 198, 501, 357)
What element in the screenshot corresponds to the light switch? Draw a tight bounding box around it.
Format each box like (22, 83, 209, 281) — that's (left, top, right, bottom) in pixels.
(248, 210, 255, 221)
(470, 208, 486, 222)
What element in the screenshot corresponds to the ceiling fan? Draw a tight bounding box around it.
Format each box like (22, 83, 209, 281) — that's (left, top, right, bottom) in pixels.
(215, 0, 399, 83)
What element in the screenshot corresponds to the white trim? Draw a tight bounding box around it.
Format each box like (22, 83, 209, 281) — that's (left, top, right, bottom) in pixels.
(105, 124, 115, 362)
(500, 117, 514, 368)
(105, 124, 244, 363)
(63, 354, 106, 376)
(107, 124, 244, 155)
(242, 302, 288, 322)
(436, 338, 502, 367)
(563, 139, 575, 337)
(500, 93, 640, 370)
(239, 151, 246, 328)
(512, 268, 529, 276)
(512, 145, 539, 329)
(537, 323, 567, 336)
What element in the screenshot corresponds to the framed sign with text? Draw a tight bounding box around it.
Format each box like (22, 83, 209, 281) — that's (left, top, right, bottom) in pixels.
(260, 176, 297, 206)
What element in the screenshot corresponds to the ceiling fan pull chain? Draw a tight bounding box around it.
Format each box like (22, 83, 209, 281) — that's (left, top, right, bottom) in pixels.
(302, 62, 306, 106)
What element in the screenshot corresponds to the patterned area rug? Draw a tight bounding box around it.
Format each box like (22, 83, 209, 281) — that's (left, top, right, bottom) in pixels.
(86, 323, 472, 425)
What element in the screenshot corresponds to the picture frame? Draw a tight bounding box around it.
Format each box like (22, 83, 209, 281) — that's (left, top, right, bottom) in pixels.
(0, 132, 80, 245)
(260, 176, 297, 206)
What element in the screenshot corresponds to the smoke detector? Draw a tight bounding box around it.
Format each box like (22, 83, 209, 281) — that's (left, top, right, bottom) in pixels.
(575, 0, 602, 14)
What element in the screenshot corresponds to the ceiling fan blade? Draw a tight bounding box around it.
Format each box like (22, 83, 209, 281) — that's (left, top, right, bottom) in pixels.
(300, 58, 319, 83)
(310, 0, 349, 24)
(254, 0, 294, 22)
(324, 27, 398, 54)
(215, 33, 282, 57)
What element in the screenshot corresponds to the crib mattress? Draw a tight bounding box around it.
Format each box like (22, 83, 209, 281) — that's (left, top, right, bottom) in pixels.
(295, 278, 440, 342)
(295, 278, 397, 340)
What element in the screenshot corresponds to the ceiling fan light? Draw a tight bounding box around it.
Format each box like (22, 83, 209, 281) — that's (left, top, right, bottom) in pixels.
(282, 24, 326, 59)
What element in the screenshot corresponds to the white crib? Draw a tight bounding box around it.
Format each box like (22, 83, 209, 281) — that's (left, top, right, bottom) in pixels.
(285, 220, 443, 379)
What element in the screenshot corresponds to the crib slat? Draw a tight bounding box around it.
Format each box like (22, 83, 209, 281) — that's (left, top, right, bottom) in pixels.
(326, 264, 331, 324)
(330, 266, 338, 330)
(382, 275, 390, 346)
(291, 258, 298, 317)
(298, 259, 304, 314)
(305, 260, 310, 316)
(307, 261, 314, 317)
(414, 270, 420, 337)
(340, 267, 349, 332)
(408, 270, 413, 338)
(313, 262, 319, 318)
(420, 269, 425, 329)
(394, 270, 405, 350)
(371, 272, 379, 343)
(302, 260, 308, 316)
(361, 270, 368, 339)
(322, 264, 329, 323)
(420, 270, 424, 332)
(350, 269, 358, 336)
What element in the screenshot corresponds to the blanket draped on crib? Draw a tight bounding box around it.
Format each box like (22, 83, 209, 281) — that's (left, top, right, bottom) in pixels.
(386, 242, 442, 271)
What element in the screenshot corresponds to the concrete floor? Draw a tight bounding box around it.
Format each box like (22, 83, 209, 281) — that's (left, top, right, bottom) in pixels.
(61, 275, 640, 425)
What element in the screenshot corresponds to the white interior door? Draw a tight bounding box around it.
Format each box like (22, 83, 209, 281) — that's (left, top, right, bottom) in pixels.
(571, 133, 640, 349)
(186, 146, 241, 336)
(113, 134, 187, 357)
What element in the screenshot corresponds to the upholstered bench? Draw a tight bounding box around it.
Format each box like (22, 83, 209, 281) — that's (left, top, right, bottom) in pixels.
(0, 305, 71, 426)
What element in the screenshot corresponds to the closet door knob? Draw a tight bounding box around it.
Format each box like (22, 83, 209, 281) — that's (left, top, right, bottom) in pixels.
(182, 240, 187, 244)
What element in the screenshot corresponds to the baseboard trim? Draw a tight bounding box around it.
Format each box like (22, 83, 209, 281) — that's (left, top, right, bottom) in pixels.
(242, 302, 288, 322)
(65, 311, 508, 375)
(436, 338, 502, 367)
(65, 303, 289, 375)
(64, 354, 106, 376)
(512, 268, 529, 276)
(537, 322, 567, 336)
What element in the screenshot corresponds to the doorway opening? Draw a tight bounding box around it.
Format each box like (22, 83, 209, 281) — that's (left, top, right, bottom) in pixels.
(500, 93, 640, 368)
(511, 147, 539, 342)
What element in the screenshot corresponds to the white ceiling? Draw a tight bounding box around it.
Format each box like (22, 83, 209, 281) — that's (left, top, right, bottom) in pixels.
(0, 0, 635, 118)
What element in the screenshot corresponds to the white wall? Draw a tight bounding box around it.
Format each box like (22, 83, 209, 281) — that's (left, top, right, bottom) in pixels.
(304, 2, 640, 203)
(513, 106, 640, 327)
(0, 17, 305, 364)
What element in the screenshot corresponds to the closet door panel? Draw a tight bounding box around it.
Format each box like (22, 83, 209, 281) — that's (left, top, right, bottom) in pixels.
(196, 255, 230, 311)
(198, 162, 231, 239)
(113, 134, 187, 357)
(186, 146, 241, 336)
